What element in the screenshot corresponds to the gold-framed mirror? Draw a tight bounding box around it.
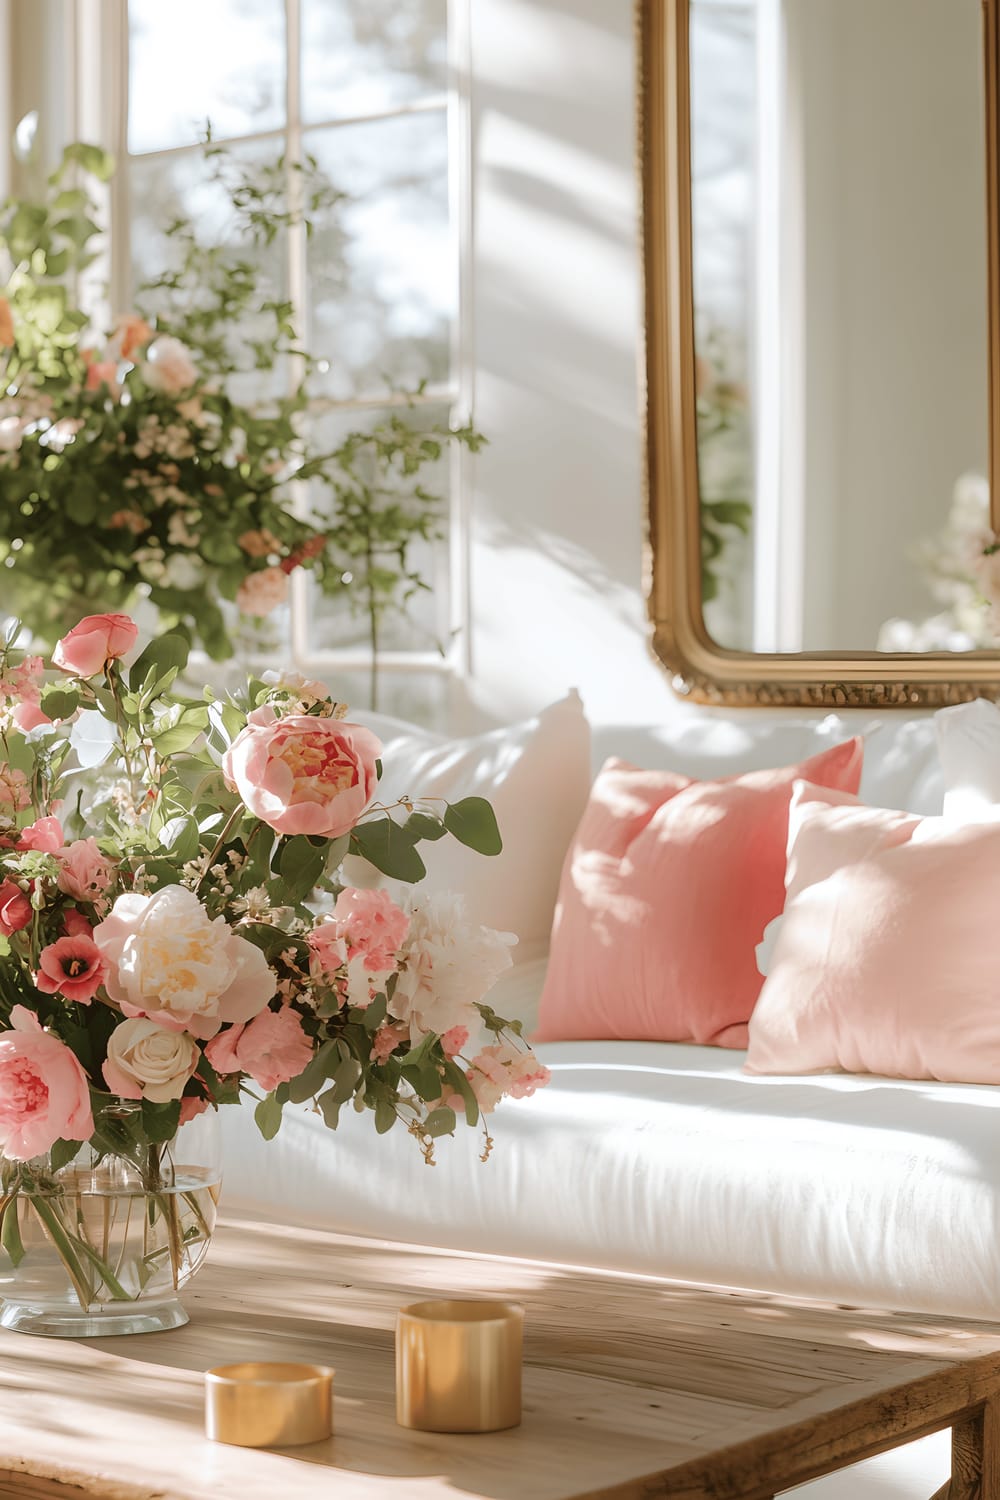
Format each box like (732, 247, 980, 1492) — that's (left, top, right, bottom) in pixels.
(641, 0, 1000, 706)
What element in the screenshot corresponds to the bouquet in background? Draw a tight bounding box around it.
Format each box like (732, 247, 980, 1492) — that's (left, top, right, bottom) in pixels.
(0, 611, 547, 1307)
(0, 142, 483, 688)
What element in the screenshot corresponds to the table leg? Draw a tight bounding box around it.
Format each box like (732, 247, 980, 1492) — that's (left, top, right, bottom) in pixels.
(931, 1397, 1000, 1500)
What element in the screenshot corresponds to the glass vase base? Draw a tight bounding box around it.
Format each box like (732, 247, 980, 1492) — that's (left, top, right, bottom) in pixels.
(0, 1296, 189, 1338)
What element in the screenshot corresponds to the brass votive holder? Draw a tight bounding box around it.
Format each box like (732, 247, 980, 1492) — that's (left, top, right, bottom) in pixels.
(205, 1362, 334, 1448)
(396, 1299, 524, 1433)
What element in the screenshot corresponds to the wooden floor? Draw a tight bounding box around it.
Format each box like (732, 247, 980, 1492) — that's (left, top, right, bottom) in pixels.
(1, 1212, 1000, 1500)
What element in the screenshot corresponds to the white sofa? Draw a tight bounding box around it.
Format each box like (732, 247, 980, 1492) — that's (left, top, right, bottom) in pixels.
(223, 702, 975, 1499)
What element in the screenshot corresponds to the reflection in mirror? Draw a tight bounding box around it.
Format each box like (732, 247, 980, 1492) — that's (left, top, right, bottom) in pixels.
(690, 0, 990, 654)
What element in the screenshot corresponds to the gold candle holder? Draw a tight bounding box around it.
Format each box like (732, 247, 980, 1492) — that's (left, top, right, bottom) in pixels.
(205, 1362, 334, 1448)
(396, 1299, 524, 1433)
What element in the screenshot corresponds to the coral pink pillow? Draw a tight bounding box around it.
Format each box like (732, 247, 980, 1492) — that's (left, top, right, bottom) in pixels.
(534, 738, 863, 1048)
(746, 783, 1000, 1083)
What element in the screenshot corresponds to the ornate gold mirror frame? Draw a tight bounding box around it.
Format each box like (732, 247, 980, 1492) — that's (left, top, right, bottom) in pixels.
(641, 0, 1000, 707)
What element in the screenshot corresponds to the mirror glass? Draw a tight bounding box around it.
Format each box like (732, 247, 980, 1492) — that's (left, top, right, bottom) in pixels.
(690, 0, 990, 654)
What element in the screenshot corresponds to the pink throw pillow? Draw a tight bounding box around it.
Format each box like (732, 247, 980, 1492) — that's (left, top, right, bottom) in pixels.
(746, 783, 1000, 1083)
(534, 739, 863, 1048)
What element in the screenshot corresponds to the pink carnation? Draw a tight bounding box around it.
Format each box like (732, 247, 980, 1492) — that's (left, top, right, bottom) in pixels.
(441, 1025, 469, 1059)
(331, 888, 409, 972)
(467, 1041, 551, 1114)
(0, 1006, 94, 1159)
(0, 881, 31, 936)
(370, 1022, 408, 1064)
(57, 838, 116, 909)
(35, 935, 107, 1004)
(222, 707, 381, 839)
(205, 1006, 313, 1093)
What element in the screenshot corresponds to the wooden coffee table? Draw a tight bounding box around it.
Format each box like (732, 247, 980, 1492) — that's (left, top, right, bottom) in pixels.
(1, 1212, 998, 1500)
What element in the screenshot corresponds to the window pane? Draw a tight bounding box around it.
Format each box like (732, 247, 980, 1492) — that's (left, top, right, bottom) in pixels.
(129, 145, 287, 404)
(303, 403, 453, 654)
(305, 112, 452, 400)
(128, 0, 286, 154)
(302, 0, 447, 125)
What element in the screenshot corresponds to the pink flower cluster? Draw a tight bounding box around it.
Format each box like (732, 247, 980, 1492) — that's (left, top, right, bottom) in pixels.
(0, 654, 50, 732)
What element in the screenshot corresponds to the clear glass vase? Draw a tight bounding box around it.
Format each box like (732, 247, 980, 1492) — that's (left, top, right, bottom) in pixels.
(0, 1105, 221, 1337)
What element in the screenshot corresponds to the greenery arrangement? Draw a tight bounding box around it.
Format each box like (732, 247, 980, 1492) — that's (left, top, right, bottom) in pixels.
(695, 334, 752, 607)
(0, 142, 483, 701)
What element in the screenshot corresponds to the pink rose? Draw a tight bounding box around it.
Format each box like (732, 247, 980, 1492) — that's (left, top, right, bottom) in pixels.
(141, 335, 198, 395)
(236, 566, 289, 617)
(35, 935, 107, 1004)
(52, 613, 138, 677)
(94, 885, 275, 1039)
(222, 709, 381, 838)
(329, 888, 409, 972)
(111, 313, 153, 362)
(0, 881, 31, 936)
(57, 838, 116, 908)
(62, 908, 93, 937)
(17, 816, 64, 853)
(204, 1006, 313, 1092)
(179, 1095, 209, 1126)
(0, 1006, 94, 1159)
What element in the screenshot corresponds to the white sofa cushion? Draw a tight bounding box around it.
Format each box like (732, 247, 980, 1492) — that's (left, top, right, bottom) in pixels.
(221, 963, 1000, 1320)
(936, 697, 1000, 818)
(351, 693, 591, 960)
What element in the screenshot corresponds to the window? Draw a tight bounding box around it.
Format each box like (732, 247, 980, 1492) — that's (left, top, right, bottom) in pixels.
(115, 0, 470, 680)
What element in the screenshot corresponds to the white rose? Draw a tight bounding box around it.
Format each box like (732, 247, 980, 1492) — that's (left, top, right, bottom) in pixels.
(141, 335, 198, 396)
(93, 885, 275, 1039)
(236, 566, 289, 617)
(105, 1018, 198, 1102)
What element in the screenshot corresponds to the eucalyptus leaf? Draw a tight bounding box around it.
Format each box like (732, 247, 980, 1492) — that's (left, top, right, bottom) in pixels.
(443, 798, 503, 856)
(351, 817, 426, 882)
(254, 1092, 284, 1141)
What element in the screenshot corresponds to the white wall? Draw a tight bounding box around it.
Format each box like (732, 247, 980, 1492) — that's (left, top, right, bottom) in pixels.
(452, 0, 681, 733)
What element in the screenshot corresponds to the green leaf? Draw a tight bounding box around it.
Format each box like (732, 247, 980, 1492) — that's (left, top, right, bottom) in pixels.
(276, 835, 328, 903)
(153, 707, 208, 755)
(442, 1058, 480, 1128)
(62, 142, 116, 182)
(141, 1098, 181, 1143)
(316, 1085, 344, 1130)
(38, 688, 80, 720)
(351, 817, 427, 882)
(129, 633, 191, 694)
(443, 797, 503, 856)
(423, 1106, 457, 1139)
(158, 815, 200, 862)
(403, 811, 447, 842)
(0, 1198, 24, 1267)
(254, 1092, 283, 1141)
(286, 1039, 339, 1104)
(374, 1099, 397, 1134)
(47, 1138, 81, 1174)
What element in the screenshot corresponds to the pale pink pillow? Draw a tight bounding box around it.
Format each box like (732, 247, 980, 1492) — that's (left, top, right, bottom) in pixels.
(746, 782, 1000, 1083)
(534, 739, 863, 1047)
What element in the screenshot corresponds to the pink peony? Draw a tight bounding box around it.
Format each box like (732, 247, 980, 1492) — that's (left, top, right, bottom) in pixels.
(331, 888, 409, 972)
(52, 613, 138, 677)
(0, 1006, 94, 1159)
(94, 885, 275, 1039)
(236, 566, 289, 617)
(204, 1006, 313, 1092)
(57, 838, 116, 909)
(0, 881, 32, 936)
(17, 816, 64, 853)
(35, 935, 107, 1004)
(141, 334, 198, 395)
(222, 708, 381, 839)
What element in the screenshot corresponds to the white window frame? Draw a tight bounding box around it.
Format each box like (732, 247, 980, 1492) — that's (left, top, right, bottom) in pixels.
(70, 0, 474, 681)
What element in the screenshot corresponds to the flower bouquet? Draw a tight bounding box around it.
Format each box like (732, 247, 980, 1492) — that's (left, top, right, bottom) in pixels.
(0, 612, 547, 1336)
(0, 142, 482, 683)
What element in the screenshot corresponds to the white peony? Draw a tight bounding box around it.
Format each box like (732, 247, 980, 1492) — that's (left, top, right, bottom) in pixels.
(389, 893, 517, 1041)
(94, 884, 275, 1039)
(104, 1017, 198, 1102)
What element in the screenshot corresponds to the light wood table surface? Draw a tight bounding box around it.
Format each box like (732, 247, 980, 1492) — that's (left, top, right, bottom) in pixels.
(1, 1212, 999, 1500)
